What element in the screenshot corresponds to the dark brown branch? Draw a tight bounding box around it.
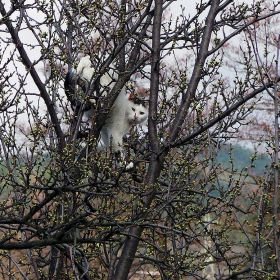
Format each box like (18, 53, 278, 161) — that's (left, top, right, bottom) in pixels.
(112, 0, 164, 279)
(208, 9, 280, 57)
(168, 79, 279, 149)
(169, 0, 220, 143)
(0, 237, 106, 250)
(0, 2, 66, 152)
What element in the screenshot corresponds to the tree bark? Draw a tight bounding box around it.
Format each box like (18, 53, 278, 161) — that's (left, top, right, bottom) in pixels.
(112, 0, 163, 278)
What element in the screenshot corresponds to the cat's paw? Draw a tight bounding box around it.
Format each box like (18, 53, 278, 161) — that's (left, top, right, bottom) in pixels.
(88, 99, 97, 106)
(118, 160, 133, 170)
(125, 162, 134, 170)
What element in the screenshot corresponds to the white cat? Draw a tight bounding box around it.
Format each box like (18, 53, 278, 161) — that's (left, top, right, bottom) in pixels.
(99, 88, 148, 168)
(77, 55, 118, 103)
(65, 56, 148, 169)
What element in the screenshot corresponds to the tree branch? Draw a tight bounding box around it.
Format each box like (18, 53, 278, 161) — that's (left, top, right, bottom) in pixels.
(169, 0, 220, 143)
(168, 79, 279, 149)
(0, 2, 66, 152)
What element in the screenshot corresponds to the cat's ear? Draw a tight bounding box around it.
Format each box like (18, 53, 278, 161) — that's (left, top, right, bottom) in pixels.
(128, 93, 140, 103)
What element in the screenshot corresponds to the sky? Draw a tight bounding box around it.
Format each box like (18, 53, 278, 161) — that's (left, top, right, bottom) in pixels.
(0, 0, 270, 150)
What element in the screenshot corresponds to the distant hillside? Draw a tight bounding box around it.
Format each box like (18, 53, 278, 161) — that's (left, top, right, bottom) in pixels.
(216, 144, 271, 175)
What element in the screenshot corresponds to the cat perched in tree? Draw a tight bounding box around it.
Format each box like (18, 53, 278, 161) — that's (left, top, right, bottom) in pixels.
(64, 56, 148, 169)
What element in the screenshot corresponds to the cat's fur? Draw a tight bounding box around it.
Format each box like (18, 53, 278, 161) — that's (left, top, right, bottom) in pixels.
(76, 55, 117, 102)
(100, 88, 147, 160)
(65, 56, 148, 169)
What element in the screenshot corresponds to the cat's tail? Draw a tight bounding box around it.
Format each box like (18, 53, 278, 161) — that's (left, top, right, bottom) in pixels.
(64, 67, 91, 113)
(64, 67, 77, 108)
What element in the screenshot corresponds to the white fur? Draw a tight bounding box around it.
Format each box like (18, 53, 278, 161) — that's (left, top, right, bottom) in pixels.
(100, 88, 148, 154)
(76, 56, 148, 169)
(77, 56, 92, 79)
(77, 56, 117, 100)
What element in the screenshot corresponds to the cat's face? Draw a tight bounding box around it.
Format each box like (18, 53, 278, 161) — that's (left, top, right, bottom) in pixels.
(127, 104, 148, 124)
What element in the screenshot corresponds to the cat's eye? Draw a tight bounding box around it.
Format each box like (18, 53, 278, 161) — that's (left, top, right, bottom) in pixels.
(140, 112, 145, 115)
(132, 107, 135, 112)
